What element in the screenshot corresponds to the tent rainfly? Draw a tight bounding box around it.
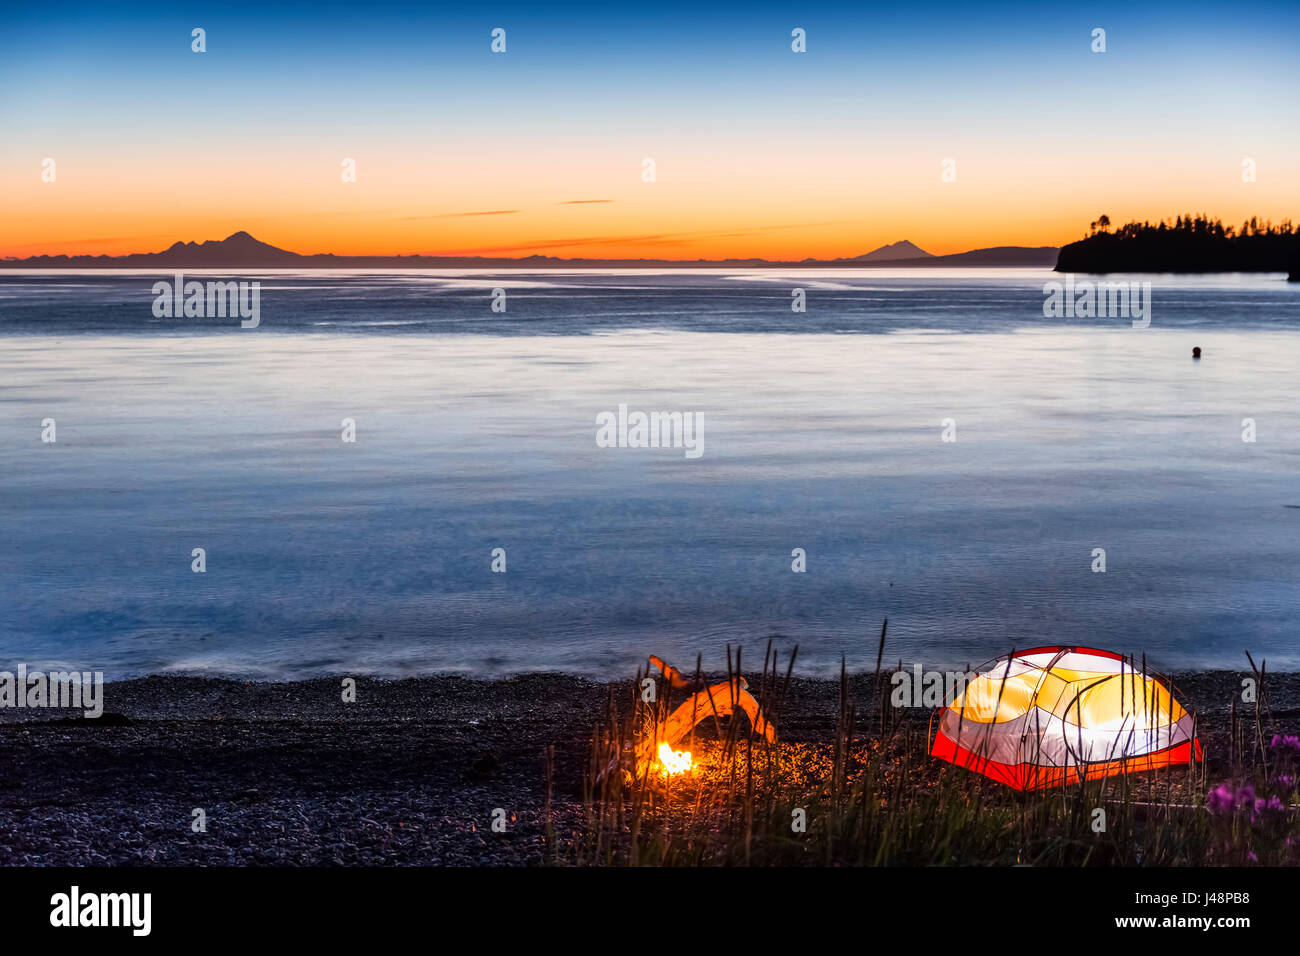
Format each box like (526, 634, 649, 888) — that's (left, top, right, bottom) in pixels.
(931, 646, 1202, 790)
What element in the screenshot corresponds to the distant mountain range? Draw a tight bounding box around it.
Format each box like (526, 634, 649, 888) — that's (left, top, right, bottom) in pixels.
(0, 232, 1060, 269)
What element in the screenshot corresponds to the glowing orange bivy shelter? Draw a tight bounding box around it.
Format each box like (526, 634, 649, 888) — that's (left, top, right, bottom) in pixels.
(931, 646, 1202, 790)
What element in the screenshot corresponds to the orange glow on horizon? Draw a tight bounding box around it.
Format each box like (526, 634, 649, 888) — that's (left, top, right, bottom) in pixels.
(3, 150, 1297, 261)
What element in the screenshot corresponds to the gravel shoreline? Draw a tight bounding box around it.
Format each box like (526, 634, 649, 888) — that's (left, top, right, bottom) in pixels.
(2, 670, 1296, 866)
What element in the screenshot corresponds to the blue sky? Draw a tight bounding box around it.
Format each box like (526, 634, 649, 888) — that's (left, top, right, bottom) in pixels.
(2, 1, 1297, 257)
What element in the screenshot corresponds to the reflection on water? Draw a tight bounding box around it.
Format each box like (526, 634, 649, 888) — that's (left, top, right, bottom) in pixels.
(0, 271, 1298, 678)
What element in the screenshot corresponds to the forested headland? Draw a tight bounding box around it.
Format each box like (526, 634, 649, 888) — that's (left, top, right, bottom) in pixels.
(1055, 214, 1299, 279)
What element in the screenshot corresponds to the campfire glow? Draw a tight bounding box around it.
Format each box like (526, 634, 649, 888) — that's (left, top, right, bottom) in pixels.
(597, 655, 778, 788)
(656, 742, 693, 776)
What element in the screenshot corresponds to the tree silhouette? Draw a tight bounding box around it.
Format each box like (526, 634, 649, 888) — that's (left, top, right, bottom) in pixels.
(1057, 213, 1298, 274)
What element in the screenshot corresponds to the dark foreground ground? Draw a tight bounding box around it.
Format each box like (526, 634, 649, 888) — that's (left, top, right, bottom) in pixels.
(1, 670, 1296, 865)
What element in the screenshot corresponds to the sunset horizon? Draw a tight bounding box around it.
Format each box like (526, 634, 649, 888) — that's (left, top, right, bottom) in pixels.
(4, 212, 1296, 263)
(4, 2, 1297, 260)
(3, 224, 1058, 262)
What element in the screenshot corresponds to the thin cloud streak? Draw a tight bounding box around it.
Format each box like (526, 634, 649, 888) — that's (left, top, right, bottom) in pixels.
(397, 210, 521, 221)
(1, 234, 178, 252)
(434, 221, 856, 255)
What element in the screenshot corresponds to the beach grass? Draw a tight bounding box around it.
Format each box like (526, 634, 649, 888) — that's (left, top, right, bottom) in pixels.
(561, 641, 1298, 866)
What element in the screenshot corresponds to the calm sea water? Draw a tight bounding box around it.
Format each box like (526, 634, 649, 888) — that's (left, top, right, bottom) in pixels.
(1, 269, 1298, 679)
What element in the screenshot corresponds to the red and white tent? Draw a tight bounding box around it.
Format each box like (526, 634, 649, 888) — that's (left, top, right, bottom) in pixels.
(931, 646, 1202, 790)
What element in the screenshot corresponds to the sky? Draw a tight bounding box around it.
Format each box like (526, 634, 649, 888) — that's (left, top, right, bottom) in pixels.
(1, 1, 1298, 259)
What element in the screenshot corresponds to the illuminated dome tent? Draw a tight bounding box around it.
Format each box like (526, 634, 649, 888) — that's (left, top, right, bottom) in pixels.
(931, 646, 1202, 790)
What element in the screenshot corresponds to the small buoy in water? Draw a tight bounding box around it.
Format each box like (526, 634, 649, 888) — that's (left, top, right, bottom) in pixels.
(1192, 347, 1202, 359)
